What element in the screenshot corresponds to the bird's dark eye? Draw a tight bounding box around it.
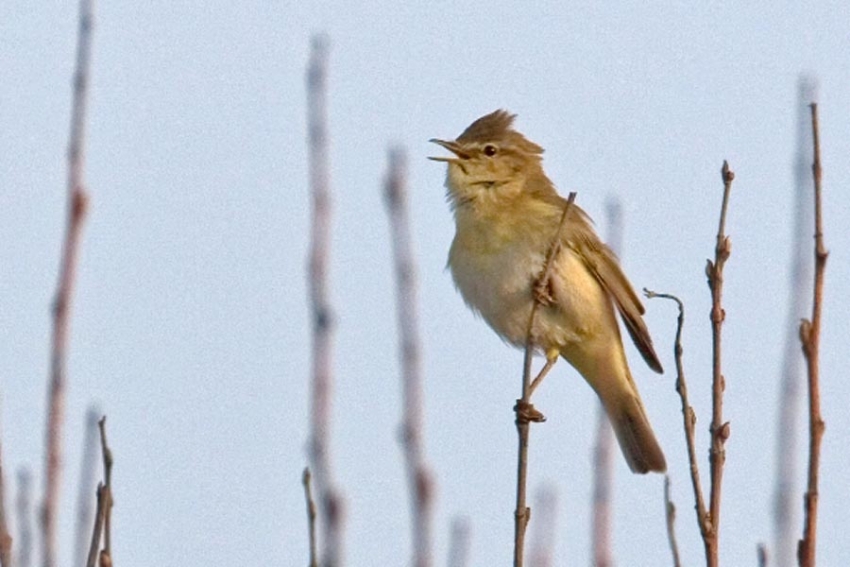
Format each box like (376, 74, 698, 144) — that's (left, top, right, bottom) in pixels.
(483, 144, 498, 157)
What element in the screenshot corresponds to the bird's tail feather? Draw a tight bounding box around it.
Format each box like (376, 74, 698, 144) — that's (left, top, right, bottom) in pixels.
(605, 394, 666, 474)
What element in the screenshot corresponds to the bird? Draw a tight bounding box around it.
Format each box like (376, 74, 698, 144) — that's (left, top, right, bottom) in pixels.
(429, 109, 666, 473)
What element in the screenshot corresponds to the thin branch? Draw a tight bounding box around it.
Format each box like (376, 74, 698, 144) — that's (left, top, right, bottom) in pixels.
(85, 485, 106, 567)
(514, 192, 576, 567)
(85, 417, 112, 567)
(302, 468, 318, 567)
(590, 198, 623, 567)
(97, 417, 113, 564)
(75, 409, 100, 567)
(664, 475, 682, 567)
(447, 517, 471, 567)
(759, 543, 769, 567)
(305, 33, 343, 567)
(0, 443, 12, 567)
(16, 470, 32, 567)
(774, 76, 817, 567)
(42, 1, 94, 566)
(383, 147, 434, 567)
(704, 160, 735, 567)
(644, 290, 710, 542)
(797, 103, 827, 567)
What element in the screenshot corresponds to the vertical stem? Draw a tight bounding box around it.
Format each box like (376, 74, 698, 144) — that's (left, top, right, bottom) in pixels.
(74, 409, 100, 567)
(306, 34, 343, 567)
(383, 147, 434, 567)
(513, 193, 576, 567)
(0, 443, 11, 567)
(705, 161, 735, 567)
(797, 103, 827, 567)
(43, 1, 94, 565)
(590, 198, 622, 567)
(774, 76, 816, 567)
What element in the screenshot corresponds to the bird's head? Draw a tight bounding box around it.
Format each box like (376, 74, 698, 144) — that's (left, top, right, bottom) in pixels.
(430, 110, 545, 208)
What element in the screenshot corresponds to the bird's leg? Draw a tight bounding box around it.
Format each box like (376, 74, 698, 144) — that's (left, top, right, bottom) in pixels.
(529, 349, 559, 396)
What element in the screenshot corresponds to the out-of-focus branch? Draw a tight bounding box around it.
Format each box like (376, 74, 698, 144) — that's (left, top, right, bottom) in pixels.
(75, 409, 101, 566)
(43, 1, 94, 565)
(447, 517, 471, 567)
(16, 470, 32, 567)
(514, 193, 576, 567)
(528, 484, 558, 567)
(302, 468, 318, 567)
(797, 103, 827, 567)
(664, 475, 682, 567)
(590, 198, 622, 567)
(305, 34, 343, 567)
(383, 147, 434, 567)
(0, 442, 11, 567)
(774, 76, 816, 567)
(759, 543, 769, 567)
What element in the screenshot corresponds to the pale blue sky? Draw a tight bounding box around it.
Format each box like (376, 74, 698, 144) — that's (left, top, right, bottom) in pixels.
(2, 2, 849, 565)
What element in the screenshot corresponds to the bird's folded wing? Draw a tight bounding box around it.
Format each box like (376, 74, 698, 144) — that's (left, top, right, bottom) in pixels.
(567, 215, 664, 374)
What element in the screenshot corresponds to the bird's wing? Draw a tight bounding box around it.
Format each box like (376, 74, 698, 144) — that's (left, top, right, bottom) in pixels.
(560, 203, 664, 374)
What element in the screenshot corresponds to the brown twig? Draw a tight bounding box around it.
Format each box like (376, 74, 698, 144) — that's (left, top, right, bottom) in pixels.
(75, 409, 101, 566)
(797, 103, 827, 567)
(644, 290, 711, 544)
(383, 147, 434, 567)
(305, 34, 343, 567)
(590, 198, 623, 567)
(42, 1, 94, 565)
(774, 77, 817, 567)
(759, 543, 769, 567)
(302, 468, 318, 567)
(16, 470, 32, 567)
(0, 443, 11, 567)
(703, 160, 735, 566)
(664, 475, 682, 567)
(86, 417, 113, 567)
(513, 192, 576, 567)
(97, 418, 112, 565)
(447, 517, 471, 567)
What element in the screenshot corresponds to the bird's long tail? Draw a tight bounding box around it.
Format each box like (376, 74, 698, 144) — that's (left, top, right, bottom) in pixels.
(603, 393, 666, 474)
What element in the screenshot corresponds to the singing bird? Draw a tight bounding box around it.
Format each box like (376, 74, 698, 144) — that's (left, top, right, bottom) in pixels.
(430, 110, 666, 473)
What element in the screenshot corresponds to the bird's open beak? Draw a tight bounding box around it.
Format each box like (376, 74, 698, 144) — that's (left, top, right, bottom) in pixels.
(428, 138, 470, 162)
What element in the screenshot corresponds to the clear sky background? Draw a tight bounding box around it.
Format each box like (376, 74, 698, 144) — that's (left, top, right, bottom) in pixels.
(2, 2, 849, 566)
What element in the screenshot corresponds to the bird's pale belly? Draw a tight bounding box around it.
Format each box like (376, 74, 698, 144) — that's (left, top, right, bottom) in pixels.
(449, 235, 606, 352)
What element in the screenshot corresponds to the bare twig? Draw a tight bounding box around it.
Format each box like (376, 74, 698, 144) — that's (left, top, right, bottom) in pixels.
(759, 543, 769, 567)
(85, 484, 106, 567)
(383, 147, 434, 567)
(664, 475, 682, 567)
(97, 418, 112, 564)
(75, 409, 101, 566)
(528, 484, 558, 567)
(590, 198, 623, 567)
(302, 468, 318, 567)
(0, 443, 11, 567)
(42, 1, 94, 566)
(305, 34, 343, 567)
(85, 417, 113, 567)
(644, 290, 711, 543)
(703, 160, 735, 566)
(797, 103, 827, 567)
(447, 517, 471, 567)
(514, 192, 576, 567)
(16, 470, 32, 567)
(774, 76, 817, 567)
